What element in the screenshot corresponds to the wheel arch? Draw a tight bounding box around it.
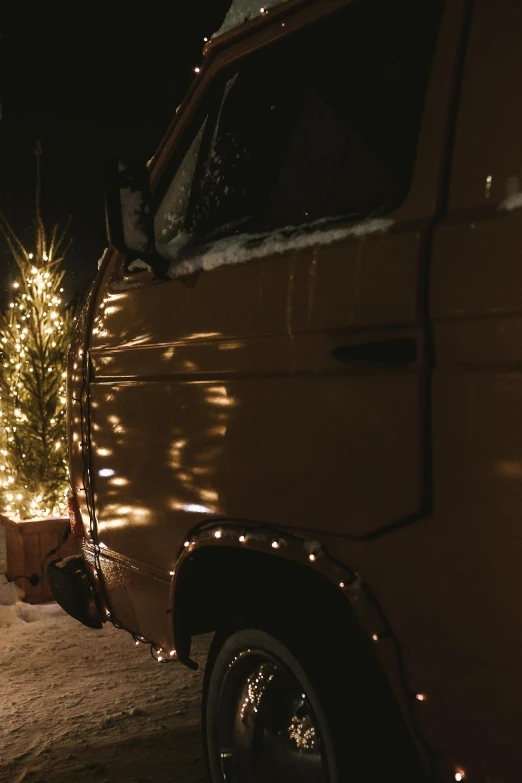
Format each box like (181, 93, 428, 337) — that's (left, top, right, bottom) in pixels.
(170, 521, 432, 779)
(169, 522, 377, 665)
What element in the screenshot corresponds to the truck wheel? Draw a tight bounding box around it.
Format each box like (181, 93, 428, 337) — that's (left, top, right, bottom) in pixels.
(202, 627, 338, 783)
(202, 623, 428, 783)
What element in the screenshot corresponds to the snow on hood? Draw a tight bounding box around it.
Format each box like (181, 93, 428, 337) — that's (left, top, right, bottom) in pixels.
(213, 0, 290, 38)
(165, 217, 394, 280)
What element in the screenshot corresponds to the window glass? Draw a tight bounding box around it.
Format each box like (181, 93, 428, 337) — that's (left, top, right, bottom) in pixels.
(154, 0, 443, 261)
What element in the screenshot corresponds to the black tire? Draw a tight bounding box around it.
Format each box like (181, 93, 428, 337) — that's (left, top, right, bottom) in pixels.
(202, 622, 429, 783)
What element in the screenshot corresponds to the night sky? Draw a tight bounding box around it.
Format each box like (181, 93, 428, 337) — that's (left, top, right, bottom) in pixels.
(0, 2, 231, 308)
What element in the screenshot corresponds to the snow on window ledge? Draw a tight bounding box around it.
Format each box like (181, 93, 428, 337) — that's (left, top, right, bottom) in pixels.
(164, 217, 394, 280)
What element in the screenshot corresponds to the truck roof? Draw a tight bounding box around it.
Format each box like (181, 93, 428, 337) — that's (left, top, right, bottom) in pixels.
(212, 0, 293, 39)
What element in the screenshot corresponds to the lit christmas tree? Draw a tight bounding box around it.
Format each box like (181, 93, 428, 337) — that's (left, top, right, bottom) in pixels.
(0, 145, 74, 520)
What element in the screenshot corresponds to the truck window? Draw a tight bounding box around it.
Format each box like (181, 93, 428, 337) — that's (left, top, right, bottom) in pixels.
(154, 0, 443, 261)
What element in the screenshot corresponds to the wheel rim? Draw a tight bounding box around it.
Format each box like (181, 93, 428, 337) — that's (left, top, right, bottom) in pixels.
(214, 648, 330, 783)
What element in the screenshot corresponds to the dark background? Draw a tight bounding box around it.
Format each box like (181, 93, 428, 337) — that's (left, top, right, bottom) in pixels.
(0, 2, 231, 307)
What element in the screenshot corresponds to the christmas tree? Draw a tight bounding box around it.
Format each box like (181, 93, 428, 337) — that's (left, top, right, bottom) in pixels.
(0, 144, 74, 520)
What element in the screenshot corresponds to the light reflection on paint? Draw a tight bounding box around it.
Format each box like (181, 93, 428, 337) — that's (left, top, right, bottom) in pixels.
(495, 459, 522, 478)
(97, 447, 113, 457)
(169, 501, 214, 514)
(200, 489, 218, 502)
(98, 519, 126, 530)
(192, 466, 212, 476)
(209, 426, 227, 436)
(98, 503, 152, 531)
(208, 396, 234, 407)
(110, 477, 129, 486)
(185, 332, 221, 340)
(218, 341, 245, 351)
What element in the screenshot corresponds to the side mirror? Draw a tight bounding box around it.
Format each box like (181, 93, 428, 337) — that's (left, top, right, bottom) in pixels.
(105, 156, 168, 279)
(105, 155, 155, 256)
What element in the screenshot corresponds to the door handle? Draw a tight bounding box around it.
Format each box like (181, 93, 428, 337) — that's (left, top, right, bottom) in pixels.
(330, 337, 417, 365)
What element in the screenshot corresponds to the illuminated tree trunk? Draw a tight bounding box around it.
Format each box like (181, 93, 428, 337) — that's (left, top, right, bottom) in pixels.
(0, 143, 74, 519)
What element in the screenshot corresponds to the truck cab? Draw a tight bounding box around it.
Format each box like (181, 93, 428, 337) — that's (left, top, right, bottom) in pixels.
(50, 1, 522, 780)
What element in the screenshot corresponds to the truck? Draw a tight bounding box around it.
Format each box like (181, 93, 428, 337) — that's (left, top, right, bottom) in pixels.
(49, 0, 522, 780)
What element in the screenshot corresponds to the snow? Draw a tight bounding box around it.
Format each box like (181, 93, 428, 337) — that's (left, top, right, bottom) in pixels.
(498, 191, 522, 212)
(109, 279, 147, 292)
(97, 248, 109, 270)
(0, 600, 211, 782)
(128, 259, 153, 273)
(213, 0, 289, 38)
(165, 217, 394, 280)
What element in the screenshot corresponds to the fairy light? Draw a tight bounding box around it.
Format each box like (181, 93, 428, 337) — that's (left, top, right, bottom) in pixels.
(214, 529, 222, 538)
(271, 539, 280, 549)
(454, 771, 465, 782)
(0, 198, 73, 521)
(415, 693, 427, 702)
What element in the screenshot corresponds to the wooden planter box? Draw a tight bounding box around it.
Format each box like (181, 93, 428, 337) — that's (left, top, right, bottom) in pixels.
(0, 515, 81, 604)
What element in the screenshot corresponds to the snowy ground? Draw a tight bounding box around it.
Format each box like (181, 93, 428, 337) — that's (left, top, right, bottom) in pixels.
(0, 601, 212, 783)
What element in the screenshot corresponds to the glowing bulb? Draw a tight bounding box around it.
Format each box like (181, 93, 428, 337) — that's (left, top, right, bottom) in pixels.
(170, 650, 176, 656)
(415, 693, 427, 702)
(309, 553, 316, 562)
(169, 570, 175, 576)
(203, 37, 208, 41)
(239, 535, 246, 542)
(339, 581, 345, 588)
(260, 6, 265, 11)
(135, 641, 139, 646)
(454, 771, 465, 782)
(271, 540, 280, 549)
(184, 541, 190, 547)
(157, 656, 163, 662)
(372, 634, 379, 641)
(194, 66, 200, 73)
(214, 529, 222, 538)
(13, 282, 19, 289)
(28, 253, 33, 259)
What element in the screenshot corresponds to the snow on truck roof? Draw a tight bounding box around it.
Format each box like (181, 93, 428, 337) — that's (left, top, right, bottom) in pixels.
(213, 0, 291, 38)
